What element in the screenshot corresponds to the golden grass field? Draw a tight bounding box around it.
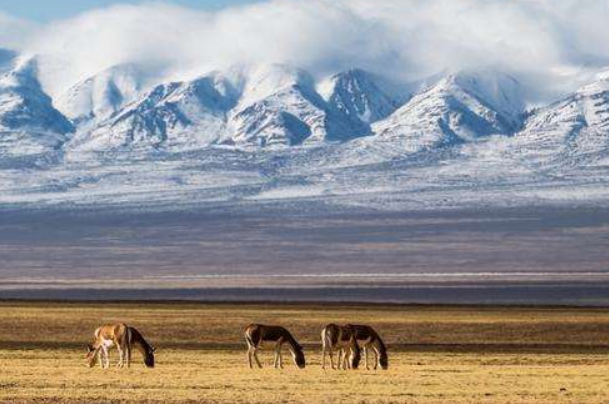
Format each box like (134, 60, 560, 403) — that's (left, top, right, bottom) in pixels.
(1, 301, 609, 404)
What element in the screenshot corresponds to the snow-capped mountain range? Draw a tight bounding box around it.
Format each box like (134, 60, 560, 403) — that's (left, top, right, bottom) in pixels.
(1, 48, 608, 211)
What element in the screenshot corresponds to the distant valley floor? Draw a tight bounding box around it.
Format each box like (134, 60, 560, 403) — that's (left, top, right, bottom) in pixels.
(1, 204, 608, 305)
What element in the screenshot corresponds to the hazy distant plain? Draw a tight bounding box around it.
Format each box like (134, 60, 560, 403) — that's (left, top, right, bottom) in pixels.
(1, 203, 608, 304)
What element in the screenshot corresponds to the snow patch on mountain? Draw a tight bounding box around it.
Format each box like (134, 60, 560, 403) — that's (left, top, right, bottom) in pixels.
(319, 69, 401, 124)
(0, 56, 73, 157)
(55, 64, 144, 126)
(372, 70, 525, 153)
(516, 76, 609, 165)
(0, 58, 73, 134)
(68, 72, 240, 152)
(227, 64, 368, 147)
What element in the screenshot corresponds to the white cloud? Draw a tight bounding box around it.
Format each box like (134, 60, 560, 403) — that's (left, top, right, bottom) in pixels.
(1, 0, 609, 103)
(0, 11, 37, 51)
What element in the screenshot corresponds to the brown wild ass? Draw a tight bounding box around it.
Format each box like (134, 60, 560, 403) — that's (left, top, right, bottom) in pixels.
(85, 324, 155, 369)
(244, 324, 306, 369)
(321, 324, 361, 370)
(350, 324, 388, 370)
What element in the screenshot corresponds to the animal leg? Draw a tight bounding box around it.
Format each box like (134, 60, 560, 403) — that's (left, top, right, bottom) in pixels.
(346, 349, 352, 370)
(373, 347, 380, 370)
(247, 348, 253, 369)
(253, 349, 263, 369)
(336, 349, 341, 370)
(97, 349, 104, 369)
(102, 346, 110, 369)
(117, 346, 124, 369)
(275, 344, 284, 369)
(329, 348, 335, 370)
(126, 328, 132, 369)
(321, 346, 327, 370)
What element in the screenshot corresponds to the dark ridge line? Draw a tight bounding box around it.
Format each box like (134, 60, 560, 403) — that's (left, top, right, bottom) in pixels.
(2, 299, 609, 310)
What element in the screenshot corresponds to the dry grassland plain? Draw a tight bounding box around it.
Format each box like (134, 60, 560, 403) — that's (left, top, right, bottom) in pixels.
(1, 302, 609, 404)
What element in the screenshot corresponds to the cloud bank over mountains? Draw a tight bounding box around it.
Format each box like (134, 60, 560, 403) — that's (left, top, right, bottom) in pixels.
(1, 0, 609, 104)
(1, 1, 609, 211)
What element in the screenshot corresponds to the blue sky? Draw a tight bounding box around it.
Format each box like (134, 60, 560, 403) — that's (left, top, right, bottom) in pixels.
(0, 0, 264, 21)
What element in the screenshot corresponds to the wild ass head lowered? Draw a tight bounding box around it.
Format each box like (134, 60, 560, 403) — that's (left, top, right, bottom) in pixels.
(85, 343, 100, 368)
(85, 324, 156, 369)
(130, 326, 156, 368)
(349, 324, 389, 370)
(244, 324, 306, 369)
(291, 342, 306, 369)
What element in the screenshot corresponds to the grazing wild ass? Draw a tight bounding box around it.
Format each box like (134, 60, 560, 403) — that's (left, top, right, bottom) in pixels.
(85, 324, 155, 369)
(350, 324, 388, 370)
(244, 324, 306, 369)
(321, 324, 361, 370)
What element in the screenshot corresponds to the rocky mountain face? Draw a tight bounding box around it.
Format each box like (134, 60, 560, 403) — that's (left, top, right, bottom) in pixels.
(0, 58, 73, 134)
(2, 49, 609, 161)
(517, 76, 609, 162)
(0, 56, 73, 157)
(372, 71, 525, 153)
(55, 64, 144, 126)
(320, 68, 401, 125)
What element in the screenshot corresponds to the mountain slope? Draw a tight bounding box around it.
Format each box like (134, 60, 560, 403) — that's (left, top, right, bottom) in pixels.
(0, 57, 73, 157)
(372, 70, 525, 152)
(227, 64, 368, 147)
(55, 64, 144, 126)
(1, 63, 609, 210)
(319, 68, 401, 125)
(516, 75, 609, 164)
(0, 58, 73, 134)
(68, 72, 239, 152)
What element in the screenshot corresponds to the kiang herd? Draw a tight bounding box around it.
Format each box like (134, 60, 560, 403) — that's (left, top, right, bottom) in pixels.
(86, 323, 388, 371)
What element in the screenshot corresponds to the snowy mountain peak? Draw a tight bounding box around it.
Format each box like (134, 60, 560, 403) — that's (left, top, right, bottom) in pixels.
(372, 69, 525, 152)
(519, 74, 609, 158)
(0, 57, 73, 135)
(239, 63, 315, 106)
(68, 72, 239, 152)
(55, 64, 145, 125)
(228, 64, 369, 147)
(0, 57, 40, 89)
(447, 69, 524, 125)
(320, 68, 400, 124)
(577, 75, 609, 97)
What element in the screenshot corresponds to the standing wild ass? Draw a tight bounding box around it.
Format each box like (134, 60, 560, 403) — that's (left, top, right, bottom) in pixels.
(244, 324, 306, 369)
(321, 324, 361, 370)
(350, 324, 388, 370)
(85, 324, 155, 369)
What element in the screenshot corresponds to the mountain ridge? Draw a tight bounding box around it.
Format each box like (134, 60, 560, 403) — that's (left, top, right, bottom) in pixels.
(0, 50, 608, 210)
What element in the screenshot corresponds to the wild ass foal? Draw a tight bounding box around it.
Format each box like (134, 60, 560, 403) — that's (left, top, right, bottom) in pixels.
(85, 324, 156, 369)
(244, 324, 306, 369)
(350, 324, 388, 370)
(321, 324, 361, 370)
